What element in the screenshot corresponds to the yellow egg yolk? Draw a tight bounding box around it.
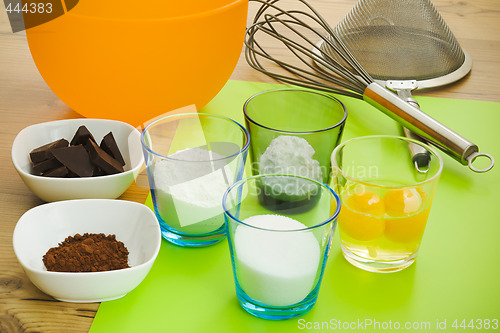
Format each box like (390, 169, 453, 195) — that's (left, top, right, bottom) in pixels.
(339, 190, 385, 241)
(345, 190, 385, 216)
(384, 188, 423, 217)
(384, 188, 429, 243)
(385, 207, 430, 243)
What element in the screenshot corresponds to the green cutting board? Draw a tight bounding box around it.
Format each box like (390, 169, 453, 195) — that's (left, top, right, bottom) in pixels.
(90, 80, 500, 333)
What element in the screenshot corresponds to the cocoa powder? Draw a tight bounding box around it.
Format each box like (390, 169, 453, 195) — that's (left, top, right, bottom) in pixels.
(43, 233, 130, 272)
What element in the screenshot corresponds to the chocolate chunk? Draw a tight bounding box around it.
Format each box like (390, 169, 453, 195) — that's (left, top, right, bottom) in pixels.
(51, 145, 94, 177)
(29, 139, 69, 164)
(28, 127, 126, 178)
(67, 170, 80, 178)
(43, 166, 69, 178)
(86, 140, 124, 175)
(93, 165, 106, 177)
(100, 132, 125, 166)
(70, 125, 96, 146)
(31, 157, 63, 175)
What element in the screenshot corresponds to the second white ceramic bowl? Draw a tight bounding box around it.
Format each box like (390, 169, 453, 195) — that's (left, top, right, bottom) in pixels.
(13, 199, 161, 302)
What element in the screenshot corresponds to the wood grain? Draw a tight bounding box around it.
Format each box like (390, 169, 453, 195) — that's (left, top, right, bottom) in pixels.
(0, 1, 499, 332)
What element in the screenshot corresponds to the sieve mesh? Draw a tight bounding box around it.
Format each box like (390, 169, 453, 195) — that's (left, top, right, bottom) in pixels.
(328, 0, 466, 81)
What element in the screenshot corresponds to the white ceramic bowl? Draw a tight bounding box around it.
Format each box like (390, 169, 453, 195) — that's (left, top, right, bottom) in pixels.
(13, 199, 161, 302)
(12, 118, 144, 202)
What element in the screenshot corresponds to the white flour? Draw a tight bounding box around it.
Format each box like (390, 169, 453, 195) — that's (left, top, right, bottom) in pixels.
(234, 214, 320, 306)
(153, 147, 232, 234)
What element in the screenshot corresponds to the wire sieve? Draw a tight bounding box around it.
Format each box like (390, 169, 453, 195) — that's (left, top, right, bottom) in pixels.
(245, 0, 494, 172)
(321, 0, 474, 170)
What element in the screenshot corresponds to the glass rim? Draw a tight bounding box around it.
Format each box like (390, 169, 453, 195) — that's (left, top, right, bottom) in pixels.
(140, 112, 250, 162)
(222, 174, 341, 232)
(243, 88, 348, 135)
(331, 135, 444, 188)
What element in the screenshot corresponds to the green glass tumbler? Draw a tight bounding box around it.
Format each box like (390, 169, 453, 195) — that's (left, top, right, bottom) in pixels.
(243, 88, 347, 184)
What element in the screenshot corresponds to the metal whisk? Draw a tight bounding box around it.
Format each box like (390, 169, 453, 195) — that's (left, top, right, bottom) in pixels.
(245, 0, 494, 172)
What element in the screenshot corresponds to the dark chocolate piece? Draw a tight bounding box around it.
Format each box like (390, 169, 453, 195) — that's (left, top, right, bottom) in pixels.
(70, 125, 96, 146)
(100, 132, 125, 166)
(66, 170, 80, 178)
(29, 139, 69, 164)
(31, 157, 63, 175)
(86, 140, 124, 175)
(93, 165, 106, 177)
(43, 166, 69, 178)
(51, 145, 94, 177)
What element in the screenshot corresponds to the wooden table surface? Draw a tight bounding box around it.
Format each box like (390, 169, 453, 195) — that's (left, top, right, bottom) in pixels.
(0, 0, 498, 332)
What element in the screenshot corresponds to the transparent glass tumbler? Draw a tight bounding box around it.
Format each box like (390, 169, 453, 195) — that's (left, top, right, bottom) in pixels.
(243, 88, 347, 184)
(141, 113, 249, 247)
(331, 135, 443, 272)
(223, 174, 340, 320)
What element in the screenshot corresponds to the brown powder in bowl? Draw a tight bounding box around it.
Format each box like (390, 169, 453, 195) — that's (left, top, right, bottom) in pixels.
(43, 233, 130, 272)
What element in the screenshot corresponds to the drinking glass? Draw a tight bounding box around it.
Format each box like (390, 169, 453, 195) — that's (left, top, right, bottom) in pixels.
(223, 174, 340, 320)
(331, 135, 443, 272)
(243, 88, 347, 184)
(141, 113, 249, 247)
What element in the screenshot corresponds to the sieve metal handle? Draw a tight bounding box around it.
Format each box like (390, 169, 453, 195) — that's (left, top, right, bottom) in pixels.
(386, 80, 431, 172)
(402, 127, 431, 173)
(363, 82, 494, 173)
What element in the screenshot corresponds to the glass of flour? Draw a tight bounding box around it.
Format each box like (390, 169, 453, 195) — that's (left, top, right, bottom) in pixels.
(243, 88, 347, 185)
(223, 174, 340, 320)
(141, 113, 249, 247)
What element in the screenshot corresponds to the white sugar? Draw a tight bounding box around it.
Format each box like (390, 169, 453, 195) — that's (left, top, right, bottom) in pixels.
(234, 214, 320, 306)
(259, 135, 322, 181)
(153, 147, 232, 234)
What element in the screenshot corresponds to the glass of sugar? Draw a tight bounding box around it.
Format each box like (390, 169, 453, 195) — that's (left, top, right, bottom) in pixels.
(222, 174, 340, 320)
(141, 113, 249, 247)
(243, 88, 347, 184)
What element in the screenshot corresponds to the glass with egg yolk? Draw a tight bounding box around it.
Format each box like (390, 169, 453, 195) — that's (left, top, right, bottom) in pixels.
(331, 135, 443, 272)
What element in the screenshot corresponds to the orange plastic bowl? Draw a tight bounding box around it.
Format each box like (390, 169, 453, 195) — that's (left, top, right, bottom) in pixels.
(26, 0, 249, 126)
